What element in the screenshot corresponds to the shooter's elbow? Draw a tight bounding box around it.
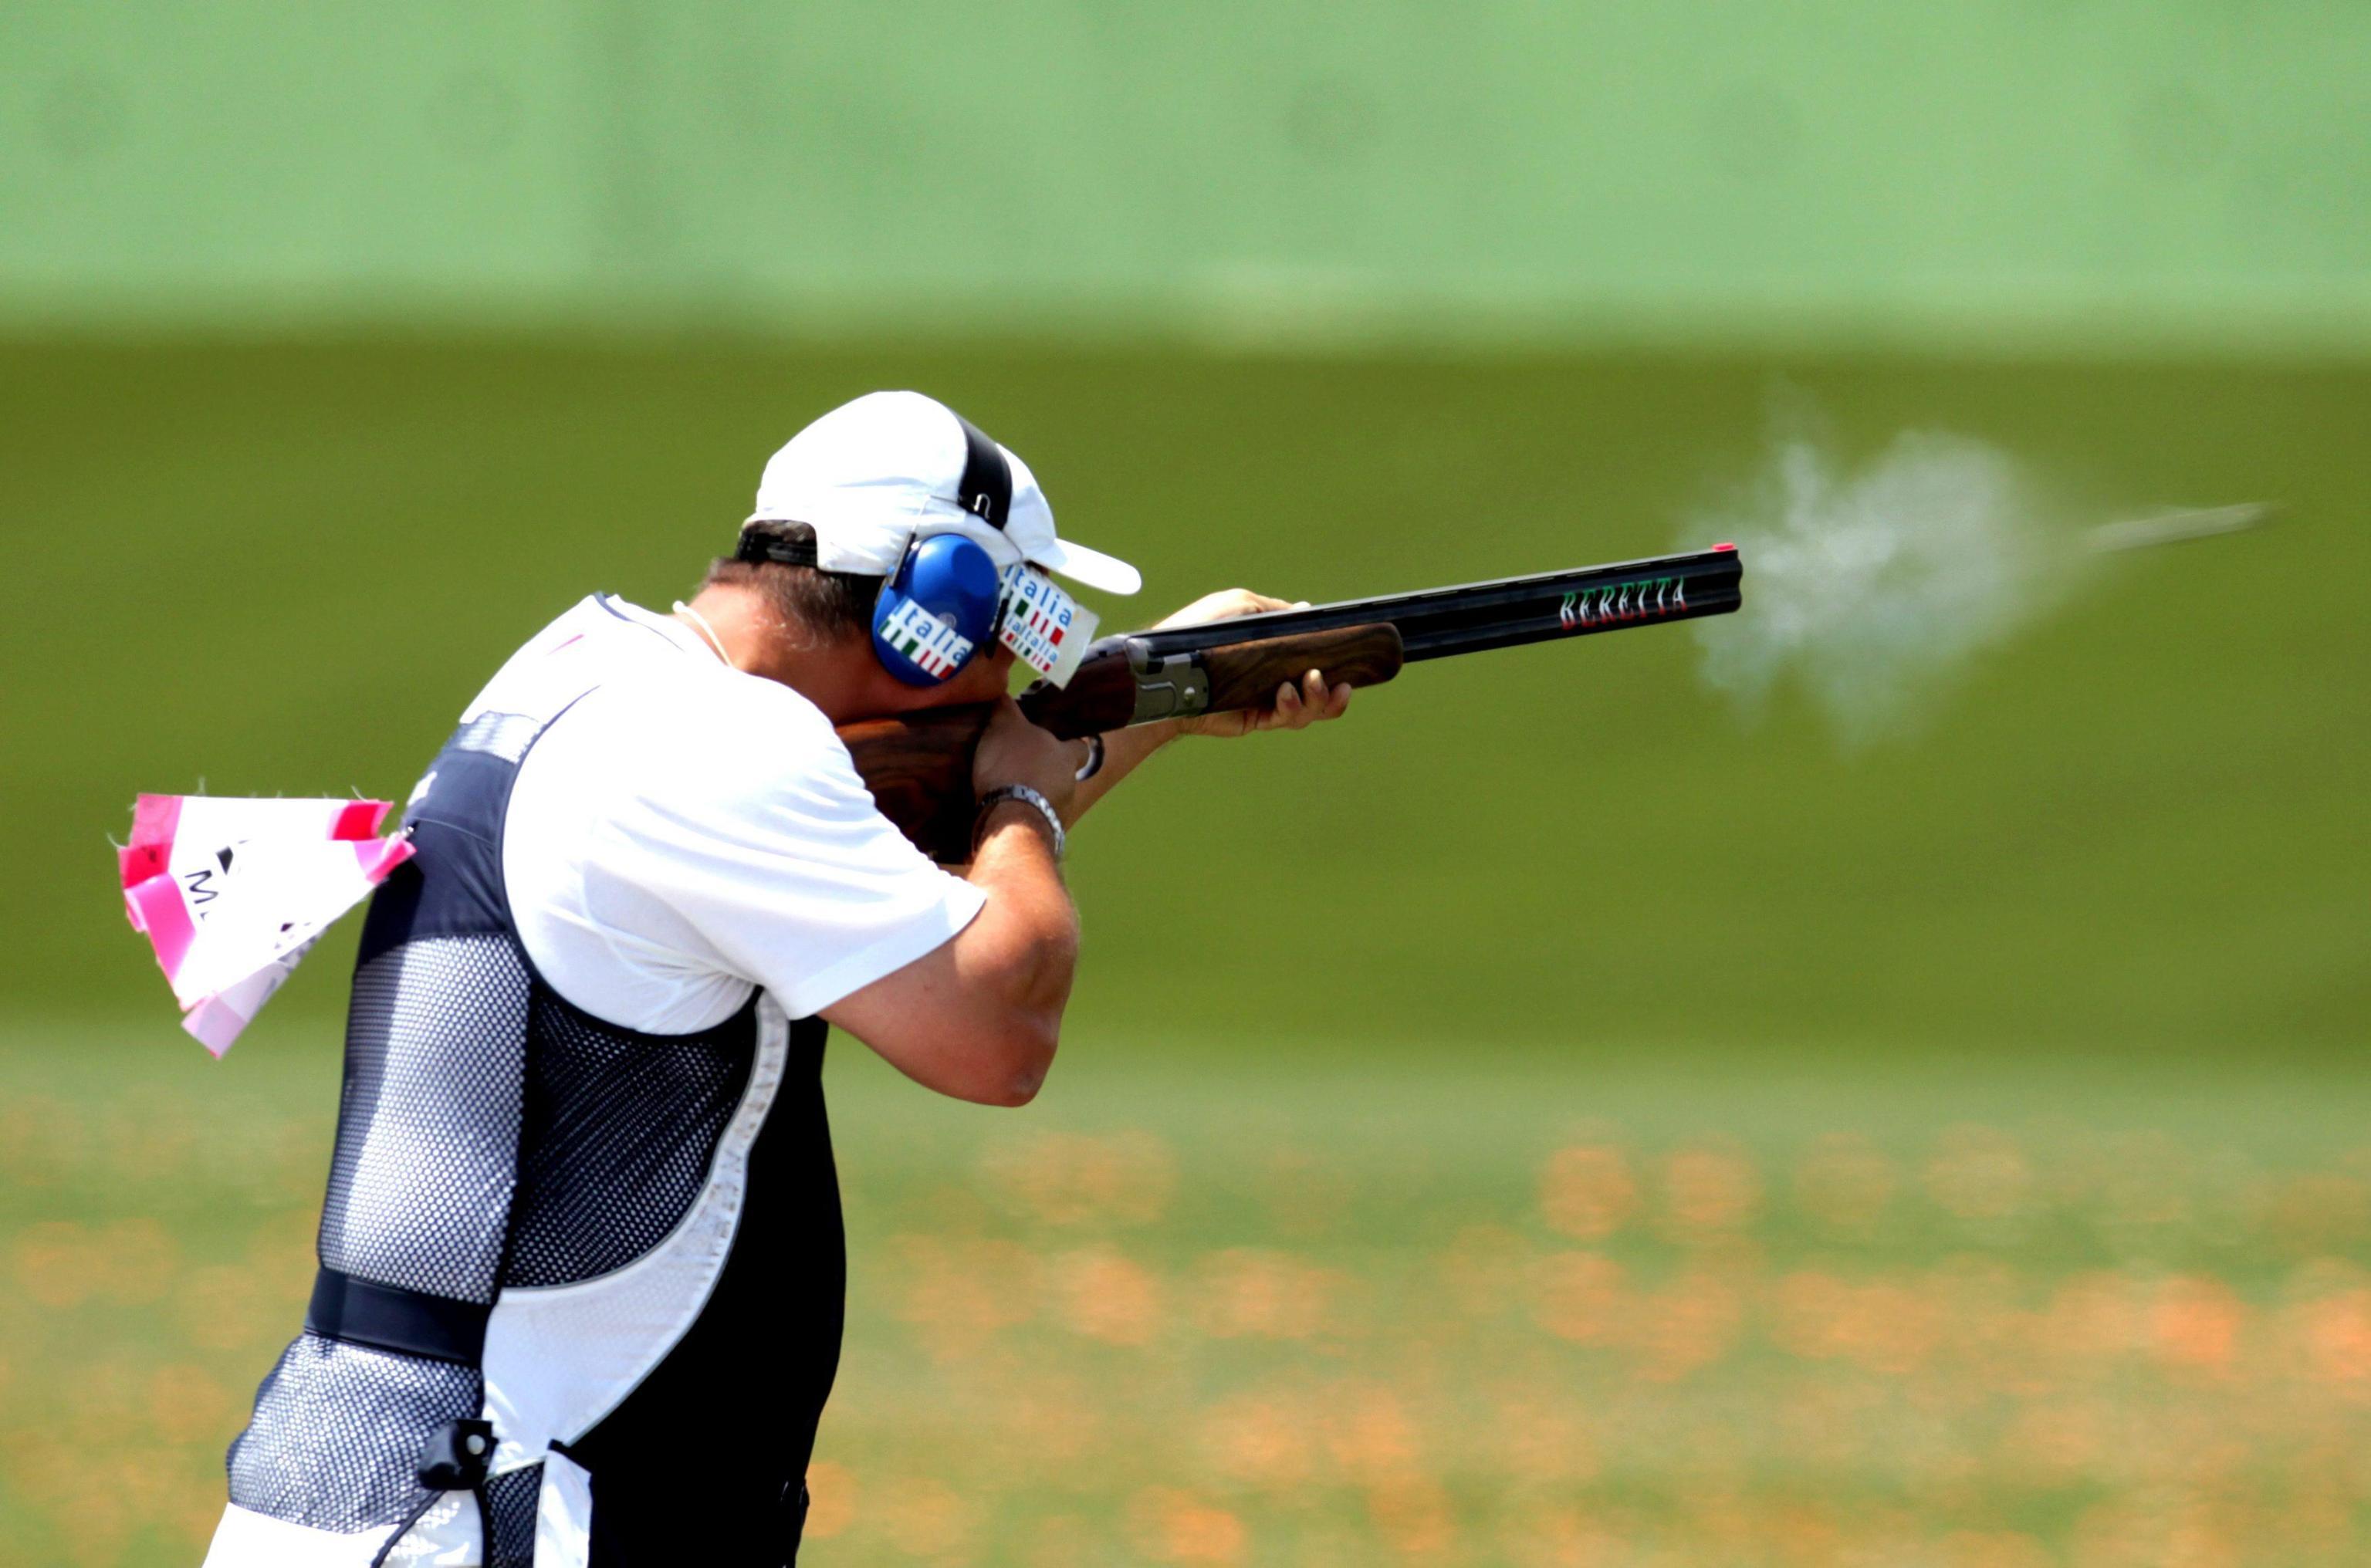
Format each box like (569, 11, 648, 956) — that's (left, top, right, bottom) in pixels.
(982, 1010, 1059, 1107)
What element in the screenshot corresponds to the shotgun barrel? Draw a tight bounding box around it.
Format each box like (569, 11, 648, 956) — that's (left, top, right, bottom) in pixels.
(1128, 543, 1740, 662)
(1016, 544, 1741, 736)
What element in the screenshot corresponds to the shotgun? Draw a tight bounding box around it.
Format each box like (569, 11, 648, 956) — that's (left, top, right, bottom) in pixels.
(842, 544, 1744, 860)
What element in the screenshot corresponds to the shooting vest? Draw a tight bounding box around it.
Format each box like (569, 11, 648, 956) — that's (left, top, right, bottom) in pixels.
(218, 667, 843, 1566)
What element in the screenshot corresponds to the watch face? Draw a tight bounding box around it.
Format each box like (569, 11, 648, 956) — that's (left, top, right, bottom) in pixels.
(996, 566, 1098, 685)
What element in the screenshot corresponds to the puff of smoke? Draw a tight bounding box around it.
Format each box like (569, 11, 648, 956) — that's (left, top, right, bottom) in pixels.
(1691, 428, 2072, 745)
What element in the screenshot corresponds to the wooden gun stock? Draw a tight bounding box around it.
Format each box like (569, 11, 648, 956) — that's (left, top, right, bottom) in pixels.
(835, 704, 997, 867)
(839, 623, 1405, 861)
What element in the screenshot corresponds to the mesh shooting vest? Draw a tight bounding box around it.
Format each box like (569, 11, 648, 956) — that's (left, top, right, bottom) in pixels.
(223, 650, 844, 1566)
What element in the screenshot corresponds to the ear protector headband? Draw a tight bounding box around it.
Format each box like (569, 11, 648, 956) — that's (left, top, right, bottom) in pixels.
(871, 414, 1013, 686)
(951, 413, 1012, 531)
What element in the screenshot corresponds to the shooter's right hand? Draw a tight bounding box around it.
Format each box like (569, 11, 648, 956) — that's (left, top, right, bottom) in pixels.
(971, 697, 1081, 823)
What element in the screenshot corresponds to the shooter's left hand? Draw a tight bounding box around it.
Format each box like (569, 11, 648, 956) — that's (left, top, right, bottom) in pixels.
(1148, 589, 1355, 739)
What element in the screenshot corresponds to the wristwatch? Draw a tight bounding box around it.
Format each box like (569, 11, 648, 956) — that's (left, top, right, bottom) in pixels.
(974, 784, 1066, 860)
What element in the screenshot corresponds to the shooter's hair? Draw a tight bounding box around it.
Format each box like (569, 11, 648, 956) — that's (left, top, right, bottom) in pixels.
(700, 522, 878, 645)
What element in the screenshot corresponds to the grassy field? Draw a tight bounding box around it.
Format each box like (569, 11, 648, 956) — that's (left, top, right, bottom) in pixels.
(4, 335, 2364, 1563)
(6, 1019, 2370, 1567)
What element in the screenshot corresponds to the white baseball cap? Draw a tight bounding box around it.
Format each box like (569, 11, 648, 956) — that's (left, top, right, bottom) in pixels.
(744, 390, 1142, 596)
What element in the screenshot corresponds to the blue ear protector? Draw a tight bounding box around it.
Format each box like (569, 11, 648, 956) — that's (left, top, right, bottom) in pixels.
(867, 412, 1017, 687)
(871, 532, 1004, 685)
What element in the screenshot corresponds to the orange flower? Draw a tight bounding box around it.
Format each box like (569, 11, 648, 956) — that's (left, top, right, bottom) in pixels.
(884, 1234, 1039, 1360)
(1998, 1397, 2105, 1481)
(1661, 1142, 1763, 1237)
(2266, 1173, 2371, 1257)
(996, 1374, 1107, 1470)
(97, 1217, 181, 1306)
(2291, 1287, 2371, 1385)
(979, 1130, 1178, 1228)
(0, 1095, 83, 1186)
(1842, 1280, 1942, 1377)
(2035, 1272, 2139, 1365)
(871, 1474, 978, 1558)
(146, 1363, 236, 1446)
(1126, 1486, 1248, 1565)
(1489, 1393, 1597, 1484)
(1538, 1145, 1637, 1241)
(1436, 1223, 1532, 1319)
(1770, 1270, 1853, 1361)
(800, 1461, 857, 1540)
(1631, 1269, 1744, 1381)
(1366, 1477, 1457, 1558)
(174, 1264, 276, 1353)
(11, 1222, 101, 1310)
(2147, 1276, 2248, 1373)
(1924, 1126, 2035, 1226)
(1198, 1391, 1316, 1487)
(1050, 1245, 1165, 1347)
(1792, 1134, 1896, 1235)
(1324, 1383, 1422, 1483)
(1532, 1252, 1626, 1346)
(1190, 1249, 1334, 1340)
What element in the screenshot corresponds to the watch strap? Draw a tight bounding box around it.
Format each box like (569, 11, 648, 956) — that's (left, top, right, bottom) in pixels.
(975, 784, 1066, 859)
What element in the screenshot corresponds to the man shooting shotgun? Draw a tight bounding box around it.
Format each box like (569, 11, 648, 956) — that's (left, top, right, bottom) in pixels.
(201, 391, 1353, 1568)
(199, 388, 1736, 1567)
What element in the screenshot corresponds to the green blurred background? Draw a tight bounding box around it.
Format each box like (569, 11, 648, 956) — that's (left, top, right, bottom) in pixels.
(3, 5, 2366, 1566)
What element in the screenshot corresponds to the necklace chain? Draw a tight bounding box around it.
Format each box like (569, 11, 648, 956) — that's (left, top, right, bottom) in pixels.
(671, 601, 732, 666)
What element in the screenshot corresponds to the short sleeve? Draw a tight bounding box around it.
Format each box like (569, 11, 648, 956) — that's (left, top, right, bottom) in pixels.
(505, 671, 985, 1031)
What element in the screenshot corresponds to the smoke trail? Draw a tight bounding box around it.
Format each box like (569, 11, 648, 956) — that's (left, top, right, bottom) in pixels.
(1690, 424, 2073, 745)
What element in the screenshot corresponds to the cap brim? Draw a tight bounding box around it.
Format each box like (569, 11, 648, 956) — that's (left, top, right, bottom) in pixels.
(1030, 537, 1142, 596)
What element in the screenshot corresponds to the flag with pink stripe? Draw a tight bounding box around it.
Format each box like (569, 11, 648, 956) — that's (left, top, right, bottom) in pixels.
(120, 795, 414, 1055)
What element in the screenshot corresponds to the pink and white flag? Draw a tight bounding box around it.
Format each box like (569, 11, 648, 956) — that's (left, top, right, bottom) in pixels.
(120, 795, 414, 1055)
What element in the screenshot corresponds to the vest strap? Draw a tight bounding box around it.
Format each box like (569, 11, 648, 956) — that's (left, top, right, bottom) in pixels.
(306, 1267, 491, 1366)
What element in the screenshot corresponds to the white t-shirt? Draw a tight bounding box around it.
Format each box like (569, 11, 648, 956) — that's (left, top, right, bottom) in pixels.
(471, 595, 985, 1032)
